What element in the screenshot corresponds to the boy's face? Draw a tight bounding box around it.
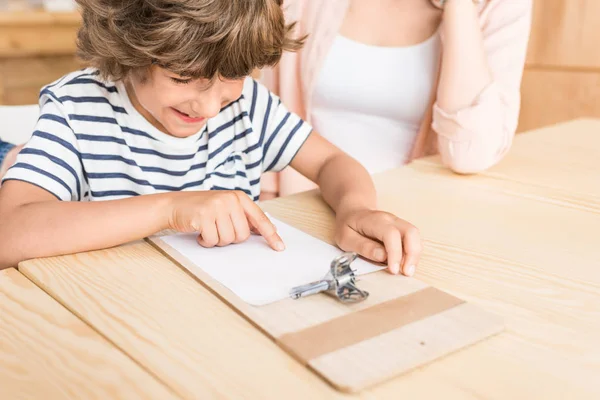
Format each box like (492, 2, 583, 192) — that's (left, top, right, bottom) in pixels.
(127, 66, 245, 138)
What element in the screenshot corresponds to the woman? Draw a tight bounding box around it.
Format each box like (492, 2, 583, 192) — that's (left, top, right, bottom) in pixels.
(261, 0, 532, 197)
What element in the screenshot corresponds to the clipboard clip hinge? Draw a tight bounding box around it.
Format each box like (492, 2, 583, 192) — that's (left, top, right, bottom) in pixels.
(289, 252, 369, 303)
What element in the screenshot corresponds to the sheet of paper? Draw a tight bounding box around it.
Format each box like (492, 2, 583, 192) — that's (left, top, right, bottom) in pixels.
(161, 216, 384, 306)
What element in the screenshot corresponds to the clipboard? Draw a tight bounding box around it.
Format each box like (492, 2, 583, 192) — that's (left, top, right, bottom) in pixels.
(148, 234, 503, 393)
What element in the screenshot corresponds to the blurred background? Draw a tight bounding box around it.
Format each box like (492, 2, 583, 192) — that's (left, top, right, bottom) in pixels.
(0, 0, 599, 133)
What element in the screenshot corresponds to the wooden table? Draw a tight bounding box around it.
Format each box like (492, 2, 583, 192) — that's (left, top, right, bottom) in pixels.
(0, 268, 177, 399)
(4, 119, 600, 399)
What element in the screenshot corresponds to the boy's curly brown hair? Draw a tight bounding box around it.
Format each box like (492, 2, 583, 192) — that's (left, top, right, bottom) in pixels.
(75, 0, 304, 81)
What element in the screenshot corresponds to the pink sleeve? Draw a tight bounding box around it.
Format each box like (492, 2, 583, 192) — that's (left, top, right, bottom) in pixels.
(259, 0, 303, 98)
(258, 0, 306, 196)
(433, 0, 533, 174)
(259, 65, 281, 195)
(260, 65, 280, 97)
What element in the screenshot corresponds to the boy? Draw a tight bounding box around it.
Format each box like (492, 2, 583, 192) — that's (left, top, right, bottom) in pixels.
(0, 0, 421, 276)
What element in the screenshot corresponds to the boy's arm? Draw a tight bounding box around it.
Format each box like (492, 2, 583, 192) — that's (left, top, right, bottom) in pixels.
(0, 180, 282, 270)
(0, 95, 174, 268)
(290, 132, 422, 276)
(290, 133, 376, 215)
(0, 180, 170, 269)
(256, 81, 420, 274)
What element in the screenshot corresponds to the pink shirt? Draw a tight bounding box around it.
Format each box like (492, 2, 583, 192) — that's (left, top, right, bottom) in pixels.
(261, 0, 532, 196)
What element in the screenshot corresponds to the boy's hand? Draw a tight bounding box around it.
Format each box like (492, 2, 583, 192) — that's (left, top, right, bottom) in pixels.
(334, 208, 422, 276)
(166, 190, 285, 251)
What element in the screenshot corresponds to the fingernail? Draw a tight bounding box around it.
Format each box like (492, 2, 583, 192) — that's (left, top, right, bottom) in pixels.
(405, 265, 416, 277)
(275, 242, 285, 251)
(391, 262, 400, 275)
(374, 248, 386, 261)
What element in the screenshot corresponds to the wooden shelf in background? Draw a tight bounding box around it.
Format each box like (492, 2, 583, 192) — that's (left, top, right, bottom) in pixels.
(0, 10, 80, 26)
(518, 68, 600, 133)
(519, 0, 600, 132)
(525, 0, 600, 70)
(0, 11, 81, 57)
(0, 10, 82, 105)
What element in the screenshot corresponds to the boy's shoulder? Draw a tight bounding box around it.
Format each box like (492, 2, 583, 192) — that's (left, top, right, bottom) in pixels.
(241, 76, 275, 101)
(208, 77, 279, 130)
(39, 68, 121, 110)
(239, 77, 281, 121)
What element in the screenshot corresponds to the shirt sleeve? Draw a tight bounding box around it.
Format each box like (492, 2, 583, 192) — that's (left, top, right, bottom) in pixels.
(432, 0, 533, 174)
(2, 98, 87, 201)
(247, 80, 312, 173)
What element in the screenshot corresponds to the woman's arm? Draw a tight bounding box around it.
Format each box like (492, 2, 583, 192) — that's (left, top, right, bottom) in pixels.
(437, 0, 492, 112)
(434, 0, 533, 173)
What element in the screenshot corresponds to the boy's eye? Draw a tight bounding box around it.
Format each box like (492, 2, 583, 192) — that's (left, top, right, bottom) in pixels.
(170, 77, 193, 85)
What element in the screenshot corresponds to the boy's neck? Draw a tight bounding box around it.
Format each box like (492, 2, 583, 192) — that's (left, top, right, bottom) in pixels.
(123, 79, 171, 135)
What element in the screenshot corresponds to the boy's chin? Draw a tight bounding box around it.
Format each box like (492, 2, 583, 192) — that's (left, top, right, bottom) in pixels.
(167, 123, 206, 138)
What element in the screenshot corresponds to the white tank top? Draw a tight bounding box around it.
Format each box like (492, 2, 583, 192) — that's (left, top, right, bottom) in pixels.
(311, 33, 441, 174)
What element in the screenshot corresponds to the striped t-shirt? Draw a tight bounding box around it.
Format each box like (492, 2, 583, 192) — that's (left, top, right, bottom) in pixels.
(2, 69, 312, 202)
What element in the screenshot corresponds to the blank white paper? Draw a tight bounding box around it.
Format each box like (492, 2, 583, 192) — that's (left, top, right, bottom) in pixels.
(161, 216, 384, 306)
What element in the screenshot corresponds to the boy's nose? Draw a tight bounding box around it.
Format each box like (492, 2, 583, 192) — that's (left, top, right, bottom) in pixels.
(192, 96, 222, 119)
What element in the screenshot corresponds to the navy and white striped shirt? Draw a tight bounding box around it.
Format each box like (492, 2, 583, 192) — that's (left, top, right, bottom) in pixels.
(3, 69, 312, 202)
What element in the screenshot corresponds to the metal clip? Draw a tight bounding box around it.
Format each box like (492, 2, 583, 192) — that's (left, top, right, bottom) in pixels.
(289, 252, 369, 303)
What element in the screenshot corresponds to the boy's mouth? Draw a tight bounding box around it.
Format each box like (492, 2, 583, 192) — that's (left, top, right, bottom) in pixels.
(171, 107, 206, 124)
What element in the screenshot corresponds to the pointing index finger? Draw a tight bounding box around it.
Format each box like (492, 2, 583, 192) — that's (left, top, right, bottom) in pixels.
(238, 195, 285, 251)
